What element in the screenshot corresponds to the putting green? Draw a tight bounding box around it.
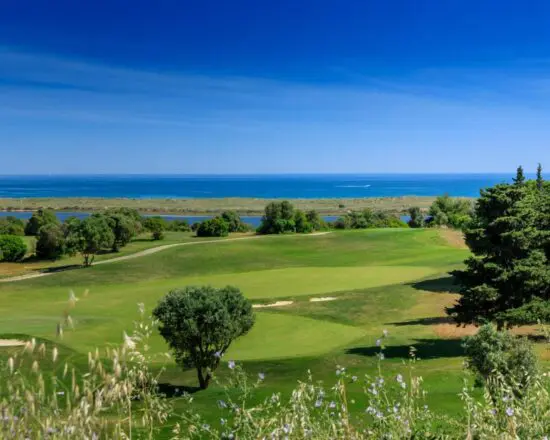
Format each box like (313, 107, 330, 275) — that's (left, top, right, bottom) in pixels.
(161, 266, 439, 299)
(227, 312, 366, 360)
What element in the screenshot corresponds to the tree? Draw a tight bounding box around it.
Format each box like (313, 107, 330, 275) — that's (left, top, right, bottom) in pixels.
(294, 210, 313, 233)
(0, 235, 27, 262)
(257, 201, 296, 234)
(24, 209, 59, 236)
(463, 324, 537, 394)
(220, 211, 249, 233)
(106, 213, 136, 251)
(153, 286, 255, 389)
(306, 210, 325, 231)
(536, 163, 544, 191)
(196, 217, 229, 237)
(143, 216, 167, 240)
(166, 219, 191, 232)
(67, 214, 115, 266)
(448, 168, 550, 328)
(408, 207, 424, 228)
(0, 216, 25, 236)
(513, 165, 525, 185)
(428, 194, 472, 229)
(36, 223, 66, 260)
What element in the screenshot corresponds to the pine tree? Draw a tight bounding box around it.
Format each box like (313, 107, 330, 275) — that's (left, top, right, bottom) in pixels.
(536, 163, 544, 191)
(448, 169, 550, 328)
(513, 165, 525, 185)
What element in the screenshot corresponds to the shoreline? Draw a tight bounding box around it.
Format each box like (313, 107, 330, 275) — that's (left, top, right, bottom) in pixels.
(0, 196, 473, 216)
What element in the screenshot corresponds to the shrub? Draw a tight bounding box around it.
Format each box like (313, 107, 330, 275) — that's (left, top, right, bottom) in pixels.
(428, 194, 472, 229)
(153, 285, 255, 389)
(258, 201, 296, 234)
(0, 216, 25, 236)
(220, 211, 250, 233)
(196, 217, 229, 237)
(166, 219, 191, 232)
(36, 223, 66, 260)
(294, 209, 313, 233)
(0, 235, 27, 261)
(105, 213, 136, 251)
(408, 206, 424, 228)
(24, 209, 60, 236)
(143, 216, 167, 240)
(463, 324, 538, 393)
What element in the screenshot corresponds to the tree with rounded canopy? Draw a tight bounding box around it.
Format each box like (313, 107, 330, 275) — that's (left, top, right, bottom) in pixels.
(106, 213, 136, 251)
(66, 214, 115, 266)
(220, 211, 249, 233)
(24, 209, 60, 236)
(153, 286, 255, 389)
(143, 216, 167, 240)
(258, 201, 296, 234)
(0, 235, 27, 262)
(0, 216, 25, 236)
(36, 223, 66, 260)
(428, 194, 472, 229)
(196, 217, 229, 237)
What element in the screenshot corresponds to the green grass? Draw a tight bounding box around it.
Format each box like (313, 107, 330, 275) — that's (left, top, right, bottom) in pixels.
(0, 228, 489, 424)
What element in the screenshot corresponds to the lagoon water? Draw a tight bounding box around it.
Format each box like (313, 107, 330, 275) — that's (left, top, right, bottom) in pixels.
(0, 174, 513, 199)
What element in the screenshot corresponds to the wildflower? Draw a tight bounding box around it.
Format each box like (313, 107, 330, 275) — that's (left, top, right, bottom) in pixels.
(56, 391, 65, 396)
(379, 353, 385, 360)
(329, 401, 336, 409)
(258, 372, 265, 381)
(401, 382, 406, 389)
(202, 424, 210, 431)
(283, 424, 290, 434)
(506, 407, 514, 417)
(137, 303, 145, 315)
(220, 418, 227, 426)
(351, 375, 358, 382)
(214, 351, 223, 359)
(383, 329, 389, 337)
(315, 399, 322, 408)
(366, 406, 375, 415)
(396, 374, 403, 383)
(376, 339, 382, 347)
(377, 377, 384, 385)
(490, 409, 496, 415)
(376, 411, 384, 419)
(218, 400, 228, 409)
(228, 360, 236, 369)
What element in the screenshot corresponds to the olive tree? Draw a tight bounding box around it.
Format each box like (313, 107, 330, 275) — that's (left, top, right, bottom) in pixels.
(25, 209, 59, 236)
(66, 215, 114, 266)
(36, 223, 66, 260)
(153, 285, 255, 389)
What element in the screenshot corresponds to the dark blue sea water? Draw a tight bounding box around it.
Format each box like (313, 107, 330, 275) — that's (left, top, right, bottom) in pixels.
(0, 174, 514, 199)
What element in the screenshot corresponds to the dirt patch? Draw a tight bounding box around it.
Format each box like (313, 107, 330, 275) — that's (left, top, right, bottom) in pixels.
(438, 229, 467, 249)
(253, 301, 294, 309)
(310, 297, 336, 302)
(0, 339, 25, 347)
(434, 323, 477, 339)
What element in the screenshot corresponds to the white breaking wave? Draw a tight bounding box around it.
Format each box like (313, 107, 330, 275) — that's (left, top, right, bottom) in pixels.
(335, 185, 371, 188)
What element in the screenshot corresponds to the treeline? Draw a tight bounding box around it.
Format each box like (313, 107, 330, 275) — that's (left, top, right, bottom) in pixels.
(408, 194, 473, 229)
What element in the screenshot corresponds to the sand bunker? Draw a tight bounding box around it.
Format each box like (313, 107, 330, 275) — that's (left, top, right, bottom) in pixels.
(253, 301, 294, 309)
(0, 339, 25, 347)
(310, 297, 337, 302)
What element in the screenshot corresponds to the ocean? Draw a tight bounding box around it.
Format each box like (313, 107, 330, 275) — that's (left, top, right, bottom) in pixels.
(0, 174, 513, 199)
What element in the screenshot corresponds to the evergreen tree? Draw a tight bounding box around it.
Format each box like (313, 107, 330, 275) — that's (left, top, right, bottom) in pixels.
(536, 163, 544, 191)
(448, 168, 550, 328)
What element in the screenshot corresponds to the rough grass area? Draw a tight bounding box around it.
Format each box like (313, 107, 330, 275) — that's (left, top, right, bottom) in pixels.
(0, 195, 472, 215)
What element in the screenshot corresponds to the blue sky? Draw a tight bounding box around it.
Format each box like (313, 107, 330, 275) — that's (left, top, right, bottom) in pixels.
(2, 0, 550, 174)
